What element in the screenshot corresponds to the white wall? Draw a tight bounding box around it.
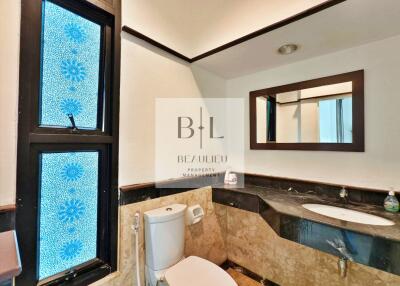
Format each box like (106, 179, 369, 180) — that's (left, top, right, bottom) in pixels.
(275, 99, 319, 143)
(0, 0, 20, 206)
(276, 91, 300, 142)
(118, 33, 226, 187)
(227, 35, 400, 190)
(300, 100, 319, 143)
(276, 102, 300, 143)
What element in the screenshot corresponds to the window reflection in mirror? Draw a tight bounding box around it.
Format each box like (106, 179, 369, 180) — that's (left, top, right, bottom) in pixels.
(256, 81, 353, 144)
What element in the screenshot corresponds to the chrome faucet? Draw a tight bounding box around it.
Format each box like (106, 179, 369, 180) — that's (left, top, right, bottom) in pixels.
(327, 238, 353, 278)
(338, 257, 348, 278)
(327, 238, 353, 262)
(339, 187, 348, 203)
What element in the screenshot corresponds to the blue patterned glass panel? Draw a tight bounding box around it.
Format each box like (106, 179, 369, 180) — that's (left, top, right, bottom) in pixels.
(38, 152, 99, 280)
(40, 1, 101, 129)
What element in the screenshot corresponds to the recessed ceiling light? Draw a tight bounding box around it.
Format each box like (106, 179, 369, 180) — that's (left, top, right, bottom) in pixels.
(278, 44, 298, 55)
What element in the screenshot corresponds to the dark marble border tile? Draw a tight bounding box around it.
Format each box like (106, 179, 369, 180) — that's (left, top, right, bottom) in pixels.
(120, 174, 225, 205)
(212, 188, 259, 213)
(244, 173, 387, 206)
(120, 172, 388, 207)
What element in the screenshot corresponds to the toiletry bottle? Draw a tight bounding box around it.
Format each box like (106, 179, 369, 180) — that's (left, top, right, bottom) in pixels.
(384, 189, 399, 213)
(224, 168, 231, 185)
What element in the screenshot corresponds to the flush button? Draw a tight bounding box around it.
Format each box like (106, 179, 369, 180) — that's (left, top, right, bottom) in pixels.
(166, 207, 172, 211)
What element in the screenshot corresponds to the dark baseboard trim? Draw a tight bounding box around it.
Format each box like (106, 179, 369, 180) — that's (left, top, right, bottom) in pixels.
(0, 205, 16, 232)
(0, 204, 16, 212)
(220, 260, 280, 286)
(122, 0, 346, 63)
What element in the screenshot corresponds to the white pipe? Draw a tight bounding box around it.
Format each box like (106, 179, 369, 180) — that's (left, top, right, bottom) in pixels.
(133, 211, 141, 286)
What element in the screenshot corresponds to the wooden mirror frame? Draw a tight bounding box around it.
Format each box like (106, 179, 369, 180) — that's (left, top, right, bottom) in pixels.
(249, 70, 364, 151)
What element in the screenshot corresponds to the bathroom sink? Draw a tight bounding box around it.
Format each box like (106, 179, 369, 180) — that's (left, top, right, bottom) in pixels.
(302, 204, 395, 226)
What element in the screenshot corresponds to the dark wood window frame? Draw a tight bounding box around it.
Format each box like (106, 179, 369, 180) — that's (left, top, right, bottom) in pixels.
(249, 70, 364, 152)
(16, 0, 120, 285)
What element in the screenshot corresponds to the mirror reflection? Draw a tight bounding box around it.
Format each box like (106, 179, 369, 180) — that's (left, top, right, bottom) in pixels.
(256, 82, 353, 144)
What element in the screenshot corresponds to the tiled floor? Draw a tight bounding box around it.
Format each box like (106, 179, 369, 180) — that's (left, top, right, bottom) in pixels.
(227, 268, 261, 286)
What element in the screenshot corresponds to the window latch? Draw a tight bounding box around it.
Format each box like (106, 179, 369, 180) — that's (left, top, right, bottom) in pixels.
(64, 269, 78, 281)
(67, 114, 78, 132)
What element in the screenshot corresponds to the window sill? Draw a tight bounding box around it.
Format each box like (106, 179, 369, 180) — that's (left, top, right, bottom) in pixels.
(40, 263, 112, 286)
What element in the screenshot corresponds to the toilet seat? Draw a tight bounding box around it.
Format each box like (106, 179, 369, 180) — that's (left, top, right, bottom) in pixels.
(164, 256, 237, 286)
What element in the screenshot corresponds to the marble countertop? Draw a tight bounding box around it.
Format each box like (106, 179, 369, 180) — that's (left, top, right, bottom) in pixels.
(217, 184, 400, 242)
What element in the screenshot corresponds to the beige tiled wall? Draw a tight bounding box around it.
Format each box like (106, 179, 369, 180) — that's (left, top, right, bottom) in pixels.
(92, 188, 400, 286)
(91, 187, 227, 286)
(224, 205, 400, 286)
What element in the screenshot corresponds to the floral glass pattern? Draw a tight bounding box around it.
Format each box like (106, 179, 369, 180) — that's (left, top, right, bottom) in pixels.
(39, 1, 101, 129)
(38, 151, 99, 280)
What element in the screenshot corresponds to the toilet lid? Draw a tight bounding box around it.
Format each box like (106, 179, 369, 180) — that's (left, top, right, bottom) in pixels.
(165, 256, 237, 286)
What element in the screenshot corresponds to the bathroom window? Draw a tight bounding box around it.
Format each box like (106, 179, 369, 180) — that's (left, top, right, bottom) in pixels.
(16, 0, 120, 285)
(38, 151, 99, 280)
(39, 1, 102, 129)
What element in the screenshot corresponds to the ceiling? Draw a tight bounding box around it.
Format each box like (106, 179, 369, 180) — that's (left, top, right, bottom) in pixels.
(194, 0, 400, 78)
(122, 0, 328, 58)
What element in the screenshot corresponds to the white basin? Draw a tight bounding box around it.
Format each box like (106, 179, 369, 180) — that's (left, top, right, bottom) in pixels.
(302, 204, 395, 226)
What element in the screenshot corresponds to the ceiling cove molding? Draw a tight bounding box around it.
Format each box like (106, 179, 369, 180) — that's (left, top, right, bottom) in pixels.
(121, 25, 192, 62)
(121, 0, 346, 63)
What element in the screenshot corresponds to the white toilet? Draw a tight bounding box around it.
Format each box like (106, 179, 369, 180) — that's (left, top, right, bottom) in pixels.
(144, 204, 237, 286)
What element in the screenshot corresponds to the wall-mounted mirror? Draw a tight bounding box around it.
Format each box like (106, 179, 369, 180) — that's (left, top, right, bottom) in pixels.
(250, 70, 364, 151)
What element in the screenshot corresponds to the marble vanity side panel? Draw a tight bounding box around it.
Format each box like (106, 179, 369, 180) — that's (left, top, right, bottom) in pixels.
(224, 205, 400, 286)
(90, 187, 227, 286)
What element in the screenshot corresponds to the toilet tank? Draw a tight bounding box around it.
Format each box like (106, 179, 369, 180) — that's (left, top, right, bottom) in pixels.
(144, 204, 187, 271)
